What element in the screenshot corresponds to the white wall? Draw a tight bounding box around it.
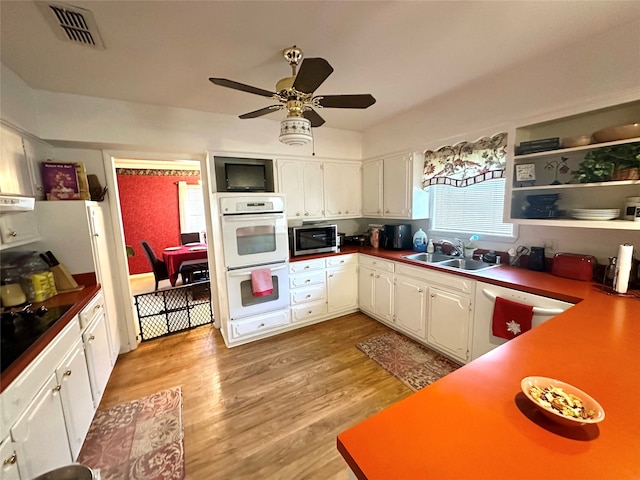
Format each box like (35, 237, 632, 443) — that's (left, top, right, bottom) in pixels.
(361, 20, 640, 262)
(362, 19, 640, 158)
(32, 90, 362, 161)
(0, 63, 40, 134)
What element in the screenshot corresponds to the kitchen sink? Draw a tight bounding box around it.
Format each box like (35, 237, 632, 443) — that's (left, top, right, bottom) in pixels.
(403, 253, 500, 271)
(403, 252, 454, 263)
(437, 258, 499, 271)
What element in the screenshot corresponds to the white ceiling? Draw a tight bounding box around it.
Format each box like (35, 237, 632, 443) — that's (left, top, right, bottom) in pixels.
(2, 1, 640, 133)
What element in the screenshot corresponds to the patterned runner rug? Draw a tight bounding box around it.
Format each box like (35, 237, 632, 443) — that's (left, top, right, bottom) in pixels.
(357, 332, 461, 391)
(78, 387, 184, 480)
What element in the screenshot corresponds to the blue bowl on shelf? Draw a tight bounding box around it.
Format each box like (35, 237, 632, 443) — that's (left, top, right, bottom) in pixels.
(526, 194, 560, 206)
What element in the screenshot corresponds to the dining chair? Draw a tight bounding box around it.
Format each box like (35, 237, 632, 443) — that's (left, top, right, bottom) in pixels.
(141, 240, 170, 291)
(180, 232, 201, 244)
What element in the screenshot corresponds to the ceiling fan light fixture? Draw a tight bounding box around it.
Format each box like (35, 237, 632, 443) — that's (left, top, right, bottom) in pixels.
(279, 117, 312, 146)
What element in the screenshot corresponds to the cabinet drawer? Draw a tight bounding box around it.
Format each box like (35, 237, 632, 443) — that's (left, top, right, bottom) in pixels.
(0, 212, 39, 246)
(290, 285, 326, 305)
(79, 291, 104, 329)
(326, 254, 357, 268)
(289, 258, 325, 273)
(290, 270, 325, 289)
(291, 300, 328, 323)
(396, 263, 475, 294)
(230, 310, 290, 339)
(1, 317, 80, 439)
(359, 254, 394, 273)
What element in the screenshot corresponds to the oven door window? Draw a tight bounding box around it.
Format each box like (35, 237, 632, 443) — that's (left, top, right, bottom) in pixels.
(239, 277, 279, 306)
(236, 225, 276, 256)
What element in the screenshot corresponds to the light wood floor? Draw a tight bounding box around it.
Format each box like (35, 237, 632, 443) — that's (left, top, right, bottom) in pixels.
(99, 313, 412, 480)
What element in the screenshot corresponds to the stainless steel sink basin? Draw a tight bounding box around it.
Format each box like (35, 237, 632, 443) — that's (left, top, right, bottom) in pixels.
(403, 252, 453, 263)
(437, 258, 499, 271)
(403, 252, 500, 271)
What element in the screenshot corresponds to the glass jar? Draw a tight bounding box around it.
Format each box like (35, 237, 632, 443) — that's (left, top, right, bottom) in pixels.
(20, 255, 57, 303)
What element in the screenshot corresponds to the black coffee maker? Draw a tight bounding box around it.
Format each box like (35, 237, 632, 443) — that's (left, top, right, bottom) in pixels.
(380, 224, 412, 250)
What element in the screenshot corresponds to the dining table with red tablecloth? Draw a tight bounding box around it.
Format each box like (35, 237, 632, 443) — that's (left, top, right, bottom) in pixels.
(162, 243, 208, 286)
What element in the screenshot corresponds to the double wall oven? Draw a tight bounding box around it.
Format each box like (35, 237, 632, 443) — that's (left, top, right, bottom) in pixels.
(219, 195, 289, 321)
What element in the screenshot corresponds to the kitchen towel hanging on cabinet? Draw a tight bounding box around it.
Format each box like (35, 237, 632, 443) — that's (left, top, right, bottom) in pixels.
(492, 297, 534, 339)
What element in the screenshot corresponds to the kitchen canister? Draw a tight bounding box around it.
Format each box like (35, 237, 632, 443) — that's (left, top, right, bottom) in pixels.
(623, 196, 640, 221)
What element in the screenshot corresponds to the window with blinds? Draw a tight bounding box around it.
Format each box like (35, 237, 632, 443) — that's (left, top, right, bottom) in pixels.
(430, 179, 515, 239)
(178, 181, 206, 233)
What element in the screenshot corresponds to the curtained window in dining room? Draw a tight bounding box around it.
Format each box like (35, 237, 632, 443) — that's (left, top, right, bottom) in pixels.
(423, 132, 516, 239)
(178, 181, 206, 234)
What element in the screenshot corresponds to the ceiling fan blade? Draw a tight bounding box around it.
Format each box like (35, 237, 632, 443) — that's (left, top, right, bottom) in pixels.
(316, 94, 376, 109)
(209, 78, 276, 98)
(239, 105, 283, 119)
(292, 58, 334, 94)
(303, 109, 325, 128)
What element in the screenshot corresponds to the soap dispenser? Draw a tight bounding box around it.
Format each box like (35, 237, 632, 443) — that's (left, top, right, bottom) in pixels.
(426, 239, 435, 253)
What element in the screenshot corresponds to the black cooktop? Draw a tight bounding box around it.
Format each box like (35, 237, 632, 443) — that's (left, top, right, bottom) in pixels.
(1, 304, 73, 373)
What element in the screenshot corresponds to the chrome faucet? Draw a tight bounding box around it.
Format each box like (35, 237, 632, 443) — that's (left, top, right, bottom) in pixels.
(440, 238, 464, 257)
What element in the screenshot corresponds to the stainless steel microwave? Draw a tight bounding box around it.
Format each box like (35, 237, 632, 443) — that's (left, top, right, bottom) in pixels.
(289, 224, 338, 256)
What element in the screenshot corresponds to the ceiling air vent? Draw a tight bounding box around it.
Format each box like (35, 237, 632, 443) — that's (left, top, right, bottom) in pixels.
(38, 2, 105, 49)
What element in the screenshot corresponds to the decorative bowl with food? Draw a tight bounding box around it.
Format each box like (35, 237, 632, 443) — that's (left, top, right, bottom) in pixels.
(521, 376, 605, 427)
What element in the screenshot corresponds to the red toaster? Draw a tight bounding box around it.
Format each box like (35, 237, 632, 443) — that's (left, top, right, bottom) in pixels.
(551, 253, 596, 281)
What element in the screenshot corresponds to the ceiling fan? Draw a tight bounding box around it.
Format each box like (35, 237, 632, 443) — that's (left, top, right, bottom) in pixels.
(209, 46, 376, 145)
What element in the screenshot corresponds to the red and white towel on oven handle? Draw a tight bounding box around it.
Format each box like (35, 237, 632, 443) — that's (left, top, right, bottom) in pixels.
(492, 296, 534, 339)
(251, 268, 273, 297)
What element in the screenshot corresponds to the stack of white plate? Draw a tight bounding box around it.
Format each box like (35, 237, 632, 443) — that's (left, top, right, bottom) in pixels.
(571, 208, 620, 220)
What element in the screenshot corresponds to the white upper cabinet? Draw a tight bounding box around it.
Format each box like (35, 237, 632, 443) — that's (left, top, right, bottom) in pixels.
(362, 153, 429, 219)
(0, 125, 33, 197)
(362, 159, 384, 216)
(508, 98, 640, 230)
(277, 159, 324, 219)
(0, 124, 51, 199)
(323, 161, 362, 219)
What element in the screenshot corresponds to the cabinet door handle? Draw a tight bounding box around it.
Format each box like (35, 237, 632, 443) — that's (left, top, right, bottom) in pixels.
(304, 212, 309, 216)
(89, 335, 96, 341)
(3, 454, 17, 465)
(10, 231, 17, 237)
(259, 323, 265, 328)
(369, 273, 374, 277)
(305, 294, 311, 299)
(64, 370, 72, 376)
(53, 385, 62, 392)
(418, 289, 423, 293)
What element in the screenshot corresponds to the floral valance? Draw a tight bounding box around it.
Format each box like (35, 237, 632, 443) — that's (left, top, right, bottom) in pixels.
(422, 132, 508, 188)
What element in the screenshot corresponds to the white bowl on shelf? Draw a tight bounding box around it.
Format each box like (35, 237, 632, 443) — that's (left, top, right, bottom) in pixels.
(571, 208, 620, 220)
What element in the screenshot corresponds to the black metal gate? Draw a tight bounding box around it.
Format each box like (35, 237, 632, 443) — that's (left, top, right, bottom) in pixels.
(134, 280, 213, 341)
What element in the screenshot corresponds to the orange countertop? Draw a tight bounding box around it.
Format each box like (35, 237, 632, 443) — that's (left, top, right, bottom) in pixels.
(0, 274, 100, 392)
(332, 247, 640, 479)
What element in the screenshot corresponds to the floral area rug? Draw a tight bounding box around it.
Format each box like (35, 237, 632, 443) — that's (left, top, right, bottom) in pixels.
(357, 332, 461, 391)
(78, 387, 184, 480)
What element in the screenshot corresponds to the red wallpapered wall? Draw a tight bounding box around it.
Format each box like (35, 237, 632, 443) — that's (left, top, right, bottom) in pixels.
(117, 172, 200, 275)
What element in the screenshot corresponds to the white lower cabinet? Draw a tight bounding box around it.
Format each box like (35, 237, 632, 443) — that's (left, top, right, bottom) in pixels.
(426, 287, 472, 363)
(82, 311, 113, 407)
(230, 309, 290, 339)
(56, 340, 94, 460)
(358, 266, 394, 323)
(358, 255, 395, 323)
(394, 276, 427, 339)
(380, 262, 475, 364)
(0, 436, 20, 480)
(11, 374, 72, 479)
(326, 255, 358, 314)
